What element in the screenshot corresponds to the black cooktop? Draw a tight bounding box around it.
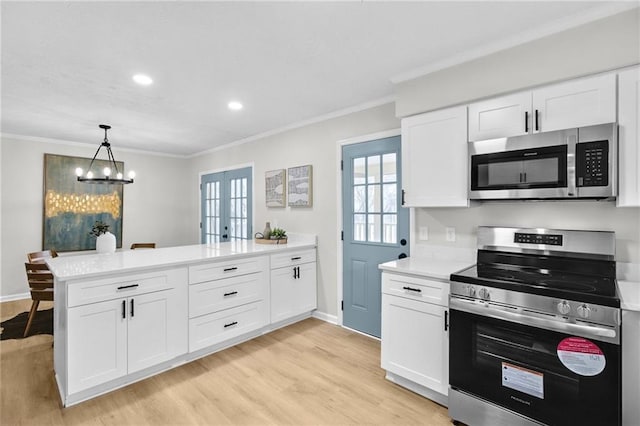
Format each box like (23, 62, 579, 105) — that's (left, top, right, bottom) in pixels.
(450, 250, 619, 307)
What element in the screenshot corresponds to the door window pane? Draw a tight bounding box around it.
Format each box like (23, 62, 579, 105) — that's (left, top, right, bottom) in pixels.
(382, 153, 397, 182)
(367, 214, 381, 242)
(354, 214, 366, 241)
(383, 184, 397, 213)
(383, 215, 397, 244)
(368, 185, 380, 213)
(367, 155, 381, 184)
(353, 158, 366, 185)
(354, 186, 366, 213)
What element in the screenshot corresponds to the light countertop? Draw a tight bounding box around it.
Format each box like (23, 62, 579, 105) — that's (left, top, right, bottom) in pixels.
(378, 257, 473, 281)
(47, 234, 316, 281)
(618, 281, 640, 312)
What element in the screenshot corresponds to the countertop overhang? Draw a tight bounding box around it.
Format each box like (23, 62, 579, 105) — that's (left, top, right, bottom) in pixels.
(47, 234, 317, 281)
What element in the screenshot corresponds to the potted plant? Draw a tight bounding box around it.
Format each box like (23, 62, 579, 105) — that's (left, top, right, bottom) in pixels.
(90, 220, 116, 254)
(270, 227, 287, 240)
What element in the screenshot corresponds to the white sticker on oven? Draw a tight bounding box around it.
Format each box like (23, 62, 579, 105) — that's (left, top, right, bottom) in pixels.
(557, 337, 606, 376)
(501, 362, 544, 399)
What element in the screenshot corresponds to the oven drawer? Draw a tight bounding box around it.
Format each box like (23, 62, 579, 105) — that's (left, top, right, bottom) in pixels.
(382, 272, 449, 306)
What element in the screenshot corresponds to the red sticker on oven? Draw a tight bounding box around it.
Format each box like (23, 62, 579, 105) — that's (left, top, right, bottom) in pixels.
(557, 337, 606, 376)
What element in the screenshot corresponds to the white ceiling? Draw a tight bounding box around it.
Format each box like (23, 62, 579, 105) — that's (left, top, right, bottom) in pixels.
(1, 1, 632, 156)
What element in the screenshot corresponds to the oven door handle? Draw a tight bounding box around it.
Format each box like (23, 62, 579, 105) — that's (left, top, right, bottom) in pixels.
(450, 296, 618, 342)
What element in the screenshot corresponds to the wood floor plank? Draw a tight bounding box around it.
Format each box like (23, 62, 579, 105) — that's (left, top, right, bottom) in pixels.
(1, 299, 451, 425)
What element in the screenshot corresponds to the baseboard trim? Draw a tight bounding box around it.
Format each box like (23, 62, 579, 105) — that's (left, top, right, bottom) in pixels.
(312, 310, 338, 325)
(0, 292, 30, 303)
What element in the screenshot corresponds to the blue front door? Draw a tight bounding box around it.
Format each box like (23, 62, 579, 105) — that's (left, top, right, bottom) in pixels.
(342, 136, 409, 337)
(201, 167, 252, 243)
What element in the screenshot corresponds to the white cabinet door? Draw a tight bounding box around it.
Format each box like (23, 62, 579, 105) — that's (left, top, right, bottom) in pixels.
(468, 92, 531, 141)
(617, 66, 640, 207)
(381, 294, 448, 396)
(533, 73, 616, 133)
(401, 105, 469, 207)
(67, 299, 127, 394)
(622, 310, 640, 426)
(128, 288, 188, 374)
(270, 262, 317, 323)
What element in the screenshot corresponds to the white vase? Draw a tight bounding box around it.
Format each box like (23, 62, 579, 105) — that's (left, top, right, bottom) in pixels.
(96, 232, 116, 254)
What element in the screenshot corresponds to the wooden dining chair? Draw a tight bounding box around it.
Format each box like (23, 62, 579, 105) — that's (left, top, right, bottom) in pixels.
(130, 243, 156, 249)
(27, 249, 58, 263)
(23, 262, 55, 337)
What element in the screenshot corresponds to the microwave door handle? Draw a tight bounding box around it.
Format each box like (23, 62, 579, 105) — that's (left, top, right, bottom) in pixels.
(450, 297, 617, 341)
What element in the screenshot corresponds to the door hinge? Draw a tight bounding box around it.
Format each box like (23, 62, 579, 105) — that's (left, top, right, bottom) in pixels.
(341, 230, 344, 241)
(341, 160, 343, 171)
(199, 222, 202, 229)
(200, 183, 202, 190)
(341, 300, 344, 311)
(401, 189, 406, 206)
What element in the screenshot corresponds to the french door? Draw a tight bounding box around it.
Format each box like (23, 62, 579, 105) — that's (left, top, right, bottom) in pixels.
(200, 167, 252, 243)
(342, 136, 409, 337)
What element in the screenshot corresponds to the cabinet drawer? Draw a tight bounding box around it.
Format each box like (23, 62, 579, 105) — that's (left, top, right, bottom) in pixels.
(67, 268, 185, 308)
(189, 301, 266, 352)
(270, 249, 316, 269)
(189, 271, 266, 318)
(382, 272, 449, 306)
(189, 256, 268, 284)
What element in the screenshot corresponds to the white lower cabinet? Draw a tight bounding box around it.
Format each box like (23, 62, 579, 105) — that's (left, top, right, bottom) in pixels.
(66, 269, 188, 395)
(270, 249, 317, 323)
(188, 256, 269, 353)
(622, 309, 640, 426)
(381, 272, 449, 404)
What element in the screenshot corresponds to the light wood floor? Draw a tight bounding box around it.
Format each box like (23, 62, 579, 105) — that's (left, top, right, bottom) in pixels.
(1, 299, 451, 425)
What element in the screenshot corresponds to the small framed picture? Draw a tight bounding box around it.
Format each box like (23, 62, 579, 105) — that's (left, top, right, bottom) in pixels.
(265, 169, 286, 207)
(288, 165, 312, 207)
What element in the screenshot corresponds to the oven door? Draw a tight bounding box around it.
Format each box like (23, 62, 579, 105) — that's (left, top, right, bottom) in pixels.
(449, 305, 621, 425)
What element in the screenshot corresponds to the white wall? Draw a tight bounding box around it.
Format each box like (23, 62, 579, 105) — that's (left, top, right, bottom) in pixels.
(395, 8, 640, 117)
(188, 103, 400, 318)
(414, 202, 640, 264)
(0, 136, 192, 299)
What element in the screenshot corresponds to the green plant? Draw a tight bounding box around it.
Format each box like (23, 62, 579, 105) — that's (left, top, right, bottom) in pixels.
(89, 220, 110, 238)
(270, 227, 287, 239)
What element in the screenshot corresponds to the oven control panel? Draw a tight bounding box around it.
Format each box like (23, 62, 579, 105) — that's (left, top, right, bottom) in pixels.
(514, 232, 563, 246)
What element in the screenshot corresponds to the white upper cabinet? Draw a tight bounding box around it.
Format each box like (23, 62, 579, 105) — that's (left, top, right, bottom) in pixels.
(617, 66, 640, 207)
(468, 92, 531, 141)
(401, 105, 468, 207)
(468, 73, 616, 141)
(533, 73, 616, 132)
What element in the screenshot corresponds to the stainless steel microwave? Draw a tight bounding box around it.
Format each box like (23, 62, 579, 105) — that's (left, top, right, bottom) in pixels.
(468, 123, 617, 200)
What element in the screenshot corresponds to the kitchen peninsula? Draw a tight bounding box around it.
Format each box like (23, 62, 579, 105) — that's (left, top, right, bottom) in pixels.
(47, 235, 317, 407)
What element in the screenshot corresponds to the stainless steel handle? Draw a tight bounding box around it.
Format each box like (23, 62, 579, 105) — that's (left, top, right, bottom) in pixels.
(450, 296, 618, 342)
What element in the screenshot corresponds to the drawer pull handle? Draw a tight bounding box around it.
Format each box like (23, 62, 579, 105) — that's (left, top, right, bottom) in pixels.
(291, 256, 302, 261)
(223, 267, 238, 272)
(224, 321, 238, 328)
(117, 284, 139, 290)
(130, 299, 135, 318)
(402, 286, 422, 293)
(223, 291, 238, 297)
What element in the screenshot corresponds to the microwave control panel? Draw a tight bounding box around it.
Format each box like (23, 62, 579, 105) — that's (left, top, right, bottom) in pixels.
(576, 140, 608, 187)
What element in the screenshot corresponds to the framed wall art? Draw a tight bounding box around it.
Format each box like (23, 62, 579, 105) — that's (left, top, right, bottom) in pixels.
(43, 153, 124, 251)
(265, 169, 286, 207)
(287, 164, 312, 207)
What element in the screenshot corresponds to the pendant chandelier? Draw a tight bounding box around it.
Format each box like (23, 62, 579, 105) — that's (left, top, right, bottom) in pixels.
(75, 124, 135, 184)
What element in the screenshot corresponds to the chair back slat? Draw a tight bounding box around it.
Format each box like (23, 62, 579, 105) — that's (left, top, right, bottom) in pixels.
(27, 250, 58, 263)
(25, 262, 54, 294)
(130, 243, 156, 249)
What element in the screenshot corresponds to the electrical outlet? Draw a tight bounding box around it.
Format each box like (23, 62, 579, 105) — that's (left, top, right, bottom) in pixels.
(446, 227, 456, 242)
(419, 226, 429, 241)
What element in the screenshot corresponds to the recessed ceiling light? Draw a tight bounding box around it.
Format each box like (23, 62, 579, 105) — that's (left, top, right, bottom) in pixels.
(132, 74, 153, 86)
(228, 101, 243, 111)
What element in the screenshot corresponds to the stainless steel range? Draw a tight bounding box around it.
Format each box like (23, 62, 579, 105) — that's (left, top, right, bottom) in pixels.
(448, 227, 620, 426)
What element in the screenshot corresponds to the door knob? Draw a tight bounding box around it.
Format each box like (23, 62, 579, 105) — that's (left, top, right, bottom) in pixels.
(398, 253, 407, 259)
